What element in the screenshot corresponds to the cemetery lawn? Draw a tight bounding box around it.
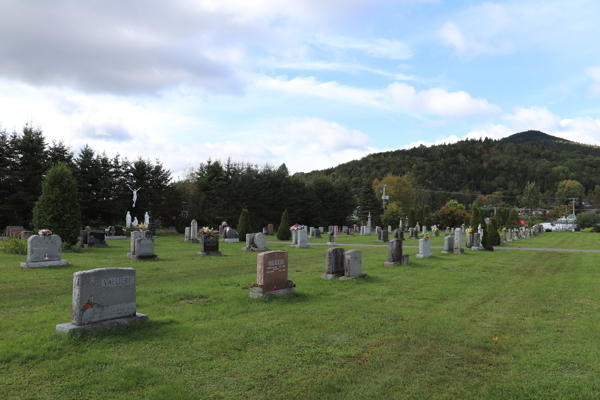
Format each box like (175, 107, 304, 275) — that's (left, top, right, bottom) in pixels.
(498, 231, 600, 250)
(1, 235, 599, 399)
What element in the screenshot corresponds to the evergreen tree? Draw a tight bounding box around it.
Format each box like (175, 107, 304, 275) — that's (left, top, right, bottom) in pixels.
(237, 209, 252, 240)
(0, 129, 15, 228)
(422, 205, 431, 227)
(32, 162, 81, 245)
(276, 209, 291, 240)
(487, 218, 500, 246)
(358, 184, 383, 227)
(408, 207, 416, 227)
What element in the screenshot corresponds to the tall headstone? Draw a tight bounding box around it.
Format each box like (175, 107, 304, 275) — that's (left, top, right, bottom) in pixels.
(267, 224, 274, 235)
(291, 230, 298, 246)
(322, 247, 345, 279)
(314, 229, 321, 238)
(198, 232, 221, 255)
(250, 251, 294, 298)
(343, 226, 348, 234)
(441, 235, 453, 254)
(327, 231, 336, 246)
(340, 250, 366, 280)
(333, 226, 340, 237)
(368, 212, 372, 229)
(416, 238, 433, 258)
(190, 219, 198, 243)
(21, 234, 68, 268)
(381, 230, 389, 242)
(472, 233, 483, 250)
(319, 227, 324, 233)
(184, 227, 190, 242)
(384, 239, 408, 266)
(415, 223, 420, 233)
(296, 229, 309, 248)
(507, 229, 513, 242)
(454, 228, 463, 254)
(56, 267, 148, 334)
(467, 232, 473, 248)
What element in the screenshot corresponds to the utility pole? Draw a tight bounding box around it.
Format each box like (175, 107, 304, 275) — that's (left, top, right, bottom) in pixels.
(569, 198, 578, 216)
(382, 185, 388, 210)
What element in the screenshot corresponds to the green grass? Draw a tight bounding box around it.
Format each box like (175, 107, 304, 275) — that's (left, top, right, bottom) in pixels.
(1, 234, 600, 399)
(498, 231, 600, 250)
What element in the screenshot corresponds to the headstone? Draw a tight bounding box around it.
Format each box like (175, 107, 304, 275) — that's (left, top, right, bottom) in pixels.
(224, 228, 239, 243)
(348, 228, 354, 236)
(384, 239, 409, 266)
(322, 247, 345, 279)
(268, 224, 274, 235)
(415, 223, 420, 233)
(254, 232, 268, 251)
(507, 229, 512, 242)
(9, 227, 25, 238)
(296, 229, 309, 248)
(309, 227, 315, 237)
(263, 227, 268, 234)
(56, 267, 148, 334)
(6, 226, 24, 237)
(327, 231, 336, 246)
(333, 226, 340, 237)
(467, 232, 473, 248)
(368, 212, 372, 229)
(190, 219, 198, 243)
(328, 226, 333, 233)
(441, 235, 453, 254)
(198, 232, 221, 255)
(472, 233, 483, 250)
(147, 223, 156, 237)
(340, 250, 366, 279)
(184, 227, 190, 242)
(416, 238, 433, 258)
(127, 231, 157, 260)
(454, 228, 463, 254)
(82, 229, 107, 247)
(343, 226, 348, 234)
(319, 227, 324, 233)
(314, 229, 321, 238)
(381, 230, 388, 242)
(388, 225, 392, 233)
(250, 251, 294, 298)
(291, 230, 298, 246)
(21, 234, 68, 268)
(20, 230, 32, 240)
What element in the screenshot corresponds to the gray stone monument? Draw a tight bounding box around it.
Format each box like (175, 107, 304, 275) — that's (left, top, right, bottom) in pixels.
(184, 227, 190, 242)
(441, 235, 453, 254)
(326, 231, 336, 246)
(416, 238, 433, 258)
(21, 234, 68, 268)
(322, 247, 345, 279)
(340, 250, 367, 280)
(454, 228, 463, 254)
(296, 229, 309, 248)
(56, 267, 147, 334)
(224, 228, 239, 243)
(249, 251, 295, 298)
(190, 219, 198, 243)
(198, 232, 221, 255)
(127, 231, 157, 260)
(384, 239, 408, 266)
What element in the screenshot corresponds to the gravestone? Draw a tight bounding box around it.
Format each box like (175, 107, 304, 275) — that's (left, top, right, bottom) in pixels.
(472, 233, 483, 250)
(384, 239, 409, 266)
(184, 227, 190, 242)
(381, 230, 389, 243)
(20, 230, 33, 240)
(291, 230, 298, 246)
(333, 226, 340, 237)
(454, 228, 464, 254)
(244, 233, 255, 251)
(263, 227, 268, 234)
(296, 229, 309, 248)
(322, 247, 345, 279)
(6, 226, 24, 237)
(327, 231, 336, 246)
(416, 238, 433, 258)
(198, 232, 221, 255)
(415, 223, 420, 233)
(309, 227, 315, 237)
(467, 232, 473, 248)
(56, 267, 148, 334)
(377, 230, 382, 242)
(83, 229, 107, 247)
(328, 226, 333, 233)
(340, 250, 366, 280)
(127, 231, 157, 260)
(21, 234, 68, 268)
(268, 224, 274, 235)
(190, 219, 198, 243)
(243, 232, 268, 252)
(314, 229, 321, 238)
(343, 226, 348, 234)
(347, 228, 354, 236)
(147, 223, 156, 237)
(249, 251, 294, 298)
(388, 225, 392, 233)
(441, 235, 454, 254)
(319, 227, 324, 233)
(8, 227, 25, 238)
(224, 228, 239, 243)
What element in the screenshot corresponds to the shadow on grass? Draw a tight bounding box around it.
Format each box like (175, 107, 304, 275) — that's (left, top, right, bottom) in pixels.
(62, 318, 179, 342)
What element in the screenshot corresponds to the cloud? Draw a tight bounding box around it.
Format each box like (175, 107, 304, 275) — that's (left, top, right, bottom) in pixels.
(79, 122, 133, 142)
(277, 118, 370, 152)
(255, 75, 501, 117)
(315, 35, 412, 60)
(269, 60, 415, 81)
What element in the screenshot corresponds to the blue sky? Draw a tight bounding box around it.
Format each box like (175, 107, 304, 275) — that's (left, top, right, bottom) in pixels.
(1, 0, 600, 178)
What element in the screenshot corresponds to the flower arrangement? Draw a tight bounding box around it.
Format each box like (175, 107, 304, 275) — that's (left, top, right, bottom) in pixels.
(38, 229, 52, 236)
(419, 232, 430, 240)
(431, 226, 439, 232)
(502, 227, 507, 231)
(467, 228, 473, 233)
(138, 223, 147, 231)
(290, 225, 298, 231)
(84, 226, 92, 230)
(202, 227, 218, 233)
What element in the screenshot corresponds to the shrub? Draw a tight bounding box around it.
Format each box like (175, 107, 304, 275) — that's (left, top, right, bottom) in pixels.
(575, 212, 600, 229)
(484, 245, 494, 251)
(0, 237, 28, 255)
(237, 209, 252, 240)
(32, 162, 81, 245)
(487, 218, 501, 246)
(276, 210, 291, 240)
(582, 227, 594, 233)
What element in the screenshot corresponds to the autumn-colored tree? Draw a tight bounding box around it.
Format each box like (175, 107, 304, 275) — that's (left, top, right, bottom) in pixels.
(372, 175, 416, 212)
(555, 180, 585, 205)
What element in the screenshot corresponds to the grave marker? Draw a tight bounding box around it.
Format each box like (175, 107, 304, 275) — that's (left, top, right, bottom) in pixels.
(322, 247, 345, 279)
(250, 251, 295, 298)
(21, 234, 68, 268)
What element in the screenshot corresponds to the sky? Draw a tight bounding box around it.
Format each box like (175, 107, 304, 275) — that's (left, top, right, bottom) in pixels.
(2, 0, 600, 179)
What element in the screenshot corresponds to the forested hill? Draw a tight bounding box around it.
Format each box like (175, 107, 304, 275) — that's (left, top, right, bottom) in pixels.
(306, 130, 600, 199)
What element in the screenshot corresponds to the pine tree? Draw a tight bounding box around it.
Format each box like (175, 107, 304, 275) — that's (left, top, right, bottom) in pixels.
(358, 184, 383, 227)
(416, 207, 424, 226)
(276, 209, 291, 240)
(32, 162, 81, 245)
(422, 205, 431, 227)
(408, 208, 416, 227)
(487, 218, 500, 246)
(237, 209, 252, 240)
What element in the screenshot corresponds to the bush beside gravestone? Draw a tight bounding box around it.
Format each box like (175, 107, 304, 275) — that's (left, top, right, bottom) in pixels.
(276, 210, 291, 241)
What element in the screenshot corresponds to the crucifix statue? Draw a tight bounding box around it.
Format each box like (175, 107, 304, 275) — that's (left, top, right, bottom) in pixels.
(127, 185, 142, 207)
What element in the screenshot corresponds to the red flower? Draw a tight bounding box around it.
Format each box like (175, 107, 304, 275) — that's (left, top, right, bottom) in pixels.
(83, 303, 93, 309)
(272, 286, 277, 291)
(293, 284, 296, 288)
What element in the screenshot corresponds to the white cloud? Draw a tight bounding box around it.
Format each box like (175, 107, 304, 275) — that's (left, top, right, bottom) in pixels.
(255, 75, 501, 117)
(315, 35, 413, 60)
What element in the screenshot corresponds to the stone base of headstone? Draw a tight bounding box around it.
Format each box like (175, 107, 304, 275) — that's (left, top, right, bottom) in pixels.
(326, 242, 336, 246)
(81, 243, 109, 248)
(56, 313, 148, 334)
(249, 286, 295, 298)
(507, 239, 513, 242)
(321, 272, 344, 280)
(223, 238, 239, 243)
(127, 253, 158, 260)
(454, 249, 464, 254)
(415, 253, 433, 259)
(190, 239, 199, 243)
(339, 273, 367, 280)
(384, 255, 410, 266)
(294, 245, 309, 249)
(197, 250, 222, 256)
(105, 236, 127, 240)
(333, 235, 340, 238)
(242, 246, 268, 252)
(471, 246, 483, 251)
(21, 260, 68, 268)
